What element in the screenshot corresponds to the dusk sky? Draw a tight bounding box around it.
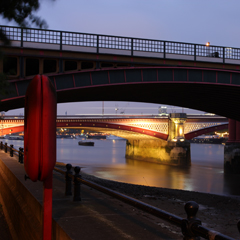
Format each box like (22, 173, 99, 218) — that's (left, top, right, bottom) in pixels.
(2, 0, 239, 116)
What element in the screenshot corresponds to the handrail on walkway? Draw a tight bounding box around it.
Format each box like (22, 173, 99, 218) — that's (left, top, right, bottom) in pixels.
(1, 25, 240, 63)
(0, 141, 23, 163)
(1, 141, 238, 240)
(54, 165, 236, 240)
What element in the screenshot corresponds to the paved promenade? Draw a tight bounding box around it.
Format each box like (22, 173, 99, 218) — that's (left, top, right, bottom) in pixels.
(0, 151, 182, 240)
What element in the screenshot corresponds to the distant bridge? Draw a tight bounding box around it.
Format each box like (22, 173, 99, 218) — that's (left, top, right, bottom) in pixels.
(0, 115, 228, 140)
(1, 25, 240, 121)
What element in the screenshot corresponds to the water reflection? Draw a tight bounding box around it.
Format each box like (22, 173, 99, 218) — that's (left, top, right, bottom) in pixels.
(125, 158, 191, 190)
(4, 138, 240, 196)
(70, 140, 240, 196)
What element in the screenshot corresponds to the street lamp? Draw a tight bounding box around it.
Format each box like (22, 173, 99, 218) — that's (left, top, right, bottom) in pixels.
(206, 42, 210, 56)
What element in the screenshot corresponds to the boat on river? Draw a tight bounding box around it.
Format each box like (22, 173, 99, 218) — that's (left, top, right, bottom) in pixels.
(78, 141, 94, 146)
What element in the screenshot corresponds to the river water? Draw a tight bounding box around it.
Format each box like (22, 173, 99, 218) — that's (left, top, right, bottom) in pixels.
(5, 138, 240, 197)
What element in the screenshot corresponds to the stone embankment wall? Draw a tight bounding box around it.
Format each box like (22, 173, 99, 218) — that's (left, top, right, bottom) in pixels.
(224, 142, 240, 174)
(0, 157, 70, 240)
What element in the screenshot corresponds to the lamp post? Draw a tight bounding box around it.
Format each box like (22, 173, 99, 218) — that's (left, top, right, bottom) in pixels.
(206, 42, 210, 56)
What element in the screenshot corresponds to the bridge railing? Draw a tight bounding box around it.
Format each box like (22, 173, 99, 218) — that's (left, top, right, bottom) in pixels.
(1, 25, 240, 63)
(1, 141, 239, 239)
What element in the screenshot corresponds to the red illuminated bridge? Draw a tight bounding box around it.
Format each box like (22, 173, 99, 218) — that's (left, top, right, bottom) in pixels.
(0, 115, 228, 141)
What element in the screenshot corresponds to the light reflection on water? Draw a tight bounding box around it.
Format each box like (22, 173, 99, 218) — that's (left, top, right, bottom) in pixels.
(5, 138, 240, 196)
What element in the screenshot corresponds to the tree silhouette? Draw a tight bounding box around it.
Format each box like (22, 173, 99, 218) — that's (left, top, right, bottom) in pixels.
(0, 0, 48, 30)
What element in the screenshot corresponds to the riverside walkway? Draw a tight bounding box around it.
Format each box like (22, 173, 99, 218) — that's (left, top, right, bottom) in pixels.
(0, 150, 182, 240)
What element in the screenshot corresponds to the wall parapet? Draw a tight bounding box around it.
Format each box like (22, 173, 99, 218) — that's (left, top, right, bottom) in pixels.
(0, 154, 71, 240)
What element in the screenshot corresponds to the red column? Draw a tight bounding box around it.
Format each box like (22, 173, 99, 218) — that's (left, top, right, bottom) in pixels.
(228, 118, 236, 142)
(236, 121, 240, 142)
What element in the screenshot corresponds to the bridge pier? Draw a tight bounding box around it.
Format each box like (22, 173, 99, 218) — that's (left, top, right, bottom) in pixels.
(224, 119, 240, 174)
(125, 139, 190, 166)
(125, 113, 191, 166)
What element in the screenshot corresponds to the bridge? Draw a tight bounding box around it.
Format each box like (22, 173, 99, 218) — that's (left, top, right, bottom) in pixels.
(0, 114, 229, 167)
(0, 25, 240, 122)
(0, 114, 228, 140)
(0, 25, 239, 172)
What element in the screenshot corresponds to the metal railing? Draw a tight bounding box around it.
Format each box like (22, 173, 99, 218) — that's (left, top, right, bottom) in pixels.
(0, 141, 23, 163)
(1, 25, 240, 62)
(55, 164, 237, 240)
(1, 142, 238, 239)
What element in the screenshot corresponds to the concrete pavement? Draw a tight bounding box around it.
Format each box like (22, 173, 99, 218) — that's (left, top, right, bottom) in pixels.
(0, 150, 182, 240)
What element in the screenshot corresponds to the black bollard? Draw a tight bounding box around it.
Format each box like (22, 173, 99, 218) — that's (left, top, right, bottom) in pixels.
(19, 148, 23, 163)
(10, 144, 13, 157)
(181, 201, 201, 240)
(0, 141, 3, 150)
(4, 143, 7, 153)
(65, 164, 72, 196)
(73, 166, 81, 201)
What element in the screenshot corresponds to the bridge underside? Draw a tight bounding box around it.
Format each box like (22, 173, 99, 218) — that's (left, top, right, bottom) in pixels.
(184, 124, 228, 140)
(2, 126, 163, 140)
(57, 83, 239, 121)
(2, 125, 160, 140)
(70, 127, 161, 140)
(2, 80, 240, 121)
(1, 65, 240, 121)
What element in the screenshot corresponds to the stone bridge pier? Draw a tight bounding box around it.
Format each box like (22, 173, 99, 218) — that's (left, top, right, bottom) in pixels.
(125, 113, 191, 166)
(224, 119, 240, 173)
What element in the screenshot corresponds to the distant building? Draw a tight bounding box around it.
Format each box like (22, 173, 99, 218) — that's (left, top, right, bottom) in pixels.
(158, 106, 167, 115)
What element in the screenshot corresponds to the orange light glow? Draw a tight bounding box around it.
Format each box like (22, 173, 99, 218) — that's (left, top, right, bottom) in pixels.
(206, 42, 210, 47)
(179, 127, 183, 136)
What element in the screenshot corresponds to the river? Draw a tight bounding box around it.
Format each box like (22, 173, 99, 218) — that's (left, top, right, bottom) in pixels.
(4, 138, 240, 197)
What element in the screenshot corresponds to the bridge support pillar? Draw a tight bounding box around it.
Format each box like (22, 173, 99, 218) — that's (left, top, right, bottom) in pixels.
(224, 119, 240, 174)
(59, 59, 63, 73)
(125, 113, 191, 166)
(20, 56, 24, 78)
(168, 113, 186, 141)
(125, 139, 190, 166)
